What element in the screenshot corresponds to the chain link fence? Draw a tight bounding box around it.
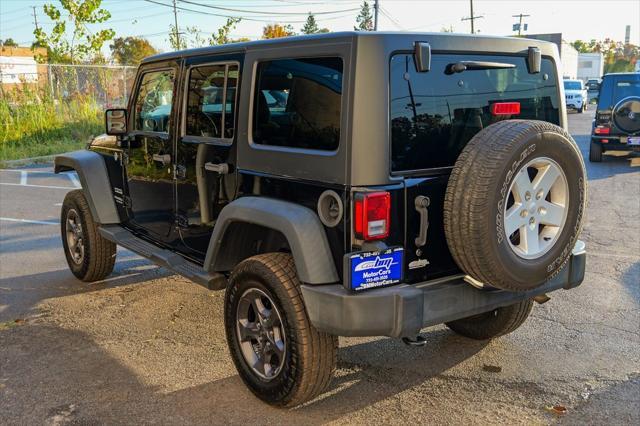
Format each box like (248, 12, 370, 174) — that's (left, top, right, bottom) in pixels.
(1, 62, 136, 108)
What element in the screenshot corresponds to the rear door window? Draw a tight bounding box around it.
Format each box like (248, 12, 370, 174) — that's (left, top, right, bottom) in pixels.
(390, 54, 560, 171)
(252, 57, 343, 151)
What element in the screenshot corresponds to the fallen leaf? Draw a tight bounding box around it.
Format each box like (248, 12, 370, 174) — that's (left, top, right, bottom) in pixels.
(483, 364, 502, 373)
(545, 405, 567, 416)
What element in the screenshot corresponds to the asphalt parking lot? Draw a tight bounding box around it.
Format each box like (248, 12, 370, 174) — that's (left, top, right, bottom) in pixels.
(1, 109, 638, 425)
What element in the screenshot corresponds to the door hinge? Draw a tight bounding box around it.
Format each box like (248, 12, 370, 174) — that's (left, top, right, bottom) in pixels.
(175, 214, 189, 229)
(123, 196, 132, 208)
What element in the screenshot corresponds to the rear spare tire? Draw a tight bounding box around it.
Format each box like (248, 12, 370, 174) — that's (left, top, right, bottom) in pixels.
(612, 96, 640, 134)
(444, 120, 586, 292)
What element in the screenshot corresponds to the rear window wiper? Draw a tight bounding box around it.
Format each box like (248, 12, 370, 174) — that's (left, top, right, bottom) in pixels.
(445, 61, 516, 75)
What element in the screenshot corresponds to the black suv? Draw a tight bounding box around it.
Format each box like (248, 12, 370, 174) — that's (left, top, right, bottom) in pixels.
(55, 32, 587, 407)
(590, 72, 640, 162)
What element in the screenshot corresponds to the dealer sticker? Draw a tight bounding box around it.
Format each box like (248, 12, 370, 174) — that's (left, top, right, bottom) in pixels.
(345, 247, 404, 292)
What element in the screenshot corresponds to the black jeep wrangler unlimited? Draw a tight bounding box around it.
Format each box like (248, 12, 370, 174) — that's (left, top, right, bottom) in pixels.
(55, 32, 587, 407)
(589, 72, 640, 162)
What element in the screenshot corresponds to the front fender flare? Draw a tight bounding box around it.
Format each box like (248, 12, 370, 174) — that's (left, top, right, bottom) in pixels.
(54, 150, 120, 224)
(204, 197, 339, 284)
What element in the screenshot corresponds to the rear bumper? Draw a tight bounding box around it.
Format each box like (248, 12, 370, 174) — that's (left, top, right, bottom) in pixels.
(591, 136, 640, 151)
(301, 241, 586, 338)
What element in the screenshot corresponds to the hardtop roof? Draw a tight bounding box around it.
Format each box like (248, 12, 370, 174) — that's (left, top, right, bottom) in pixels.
(141, 31, 558, 64)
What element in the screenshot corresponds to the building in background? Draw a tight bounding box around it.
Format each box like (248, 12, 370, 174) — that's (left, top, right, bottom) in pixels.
(578, 52, 604, 81)
(525, 33, 578, 79)
(0, 46, 48, 90)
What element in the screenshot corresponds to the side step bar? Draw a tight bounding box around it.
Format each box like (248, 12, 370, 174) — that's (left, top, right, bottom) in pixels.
(99, 225, 227, 290)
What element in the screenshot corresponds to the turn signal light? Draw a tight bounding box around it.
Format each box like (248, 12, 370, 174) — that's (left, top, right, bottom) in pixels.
(354, 192, 390, 240)
(490, 102, 521, 116)
(594, 126, 610, 135)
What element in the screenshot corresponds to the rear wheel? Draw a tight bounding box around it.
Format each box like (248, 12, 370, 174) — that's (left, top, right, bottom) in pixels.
(444, 120, 587, 292)
(589, 139, 603, 162)
(446, 299, 534, 340)
(224, 253, 337, 407)
(61, 190, 116, 282)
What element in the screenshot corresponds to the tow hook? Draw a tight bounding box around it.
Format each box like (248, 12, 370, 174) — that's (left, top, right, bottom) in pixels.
(402, 335, 427, 347)
(534, 294, 551, 304)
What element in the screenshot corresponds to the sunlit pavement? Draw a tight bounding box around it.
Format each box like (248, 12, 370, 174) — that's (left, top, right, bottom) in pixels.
(1, 109, 638, 424)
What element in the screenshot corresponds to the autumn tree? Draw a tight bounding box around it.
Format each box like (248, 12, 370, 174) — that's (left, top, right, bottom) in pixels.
(354, 1, 373, 31)
(571, 38, 639, 73)
(262, 24, 295, 39)
(110, 37, 158, 65)
(34, 0, 114, 63)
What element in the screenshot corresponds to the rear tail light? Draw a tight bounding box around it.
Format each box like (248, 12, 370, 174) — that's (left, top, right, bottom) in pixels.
(490, 102, 521, 116)
(594, 125, 610, 135)
(354, 192, 390, 240)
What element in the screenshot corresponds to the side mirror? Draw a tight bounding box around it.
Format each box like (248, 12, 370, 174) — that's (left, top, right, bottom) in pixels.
(414, 41, 431, 73)
(527, 46, 541, 74)
(105, 109, 128, 135)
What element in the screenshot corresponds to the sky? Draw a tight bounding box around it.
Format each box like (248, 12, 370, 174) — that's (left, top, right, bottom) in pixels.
(0, 0, 638, 56)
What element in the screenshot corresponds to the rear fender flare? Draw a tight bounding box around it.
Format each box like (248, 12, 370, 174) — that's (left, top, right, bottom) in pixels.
(54, 150, 120, 224)
(204, 197, 339, 284)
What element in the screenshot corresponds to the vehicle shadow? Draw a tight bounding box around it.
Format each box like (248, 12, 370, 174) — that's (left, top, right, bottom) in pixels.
(0, 258, 170, 322)
(0, 323, 488, 424)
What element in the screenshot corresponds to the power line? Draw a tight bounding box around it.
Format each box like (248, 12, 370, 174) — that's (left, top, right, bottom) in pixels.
(178, 0, 359, 16)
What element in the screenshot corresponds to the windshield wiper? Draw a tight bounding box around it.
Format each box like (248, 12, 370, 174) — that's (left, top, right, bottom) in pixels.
(445, 61, 516, 75)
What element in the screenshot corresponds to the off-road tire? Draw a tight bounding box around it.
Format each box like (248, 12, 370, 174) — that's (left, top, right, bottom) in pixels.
(224, 253, 338, 407)
(444, 120, 587, 292)
(61, 189, 116, 281)
(445, 299, 534, 340)
(589, 139, 603, 162)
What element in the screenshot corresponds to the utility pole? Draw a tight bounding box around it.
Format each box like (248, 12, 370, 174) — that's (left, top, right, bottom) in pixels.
(461, 0, 483, 34)
(172, 0, 180, 49)
(373, 0, 380, 31)
(512, 13, 530, 36)
(32, 6, 40, 33)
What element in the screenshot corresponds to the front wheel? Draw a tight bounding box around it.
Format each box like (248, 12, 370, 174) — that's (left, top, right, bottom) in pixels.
(61, 190, 116, 282)
(224, 253, 337, 407)
(445, 299, 534, 340)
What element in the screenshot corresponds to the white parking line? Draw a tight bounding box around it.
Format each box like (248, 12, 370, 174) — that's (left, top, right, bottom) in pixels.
(1, 169, 55, 174)
(20, 171, 27, 185)
(66, 173, 81, 188)
(0, 182, 74, 190)
(0, 217, 59, 225)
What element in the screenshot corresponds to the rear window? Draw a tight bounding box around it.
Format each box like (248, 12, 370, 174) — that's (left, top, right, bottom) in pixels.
(252, 57, 343, 151)
(390, 54, 560, 171)
(597, 75, 640, 109)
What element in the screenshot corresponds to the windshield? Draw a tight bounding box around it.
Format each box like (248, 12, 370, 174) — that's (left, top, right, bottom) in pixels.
(564, 81, 582, 91)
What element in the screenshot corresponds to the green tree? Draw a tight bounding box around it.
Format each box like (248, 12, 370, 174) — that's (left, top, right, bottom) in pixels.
(262, 24, 295, 39)
(301, 13, 319, 34)
(34, 0, 114, 63)
(209, 18, 241, 45)
(354, 1, 373, 31)
(110, 37, 158, 65)
(0, 38, 19, 47)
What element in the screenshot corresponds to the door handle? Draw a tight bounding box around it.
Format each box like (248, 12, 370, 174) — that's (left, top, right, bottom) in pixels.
(152, 154, 171, 166)
(414, 196, 430, 247)
(204, 162, 229, 175)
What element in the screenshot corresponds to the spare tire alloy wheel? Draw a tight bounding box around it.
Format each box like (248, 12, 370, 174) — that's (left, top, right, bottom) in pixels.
(503, 157, 569, 260)
(444, 120, 586, 292)
(236, 288, 286, 380)
(613, 96, 640, 134)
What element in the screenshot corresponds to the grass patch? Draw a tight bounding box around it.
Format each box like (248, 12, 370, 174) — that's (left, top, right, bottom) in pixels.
(0, 87, 103, 162)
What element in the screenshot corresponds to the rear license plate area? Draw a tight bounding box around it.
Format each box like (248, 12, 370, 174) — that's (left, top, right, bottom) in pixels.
(628, 137, 640, 146)
(344, 247, 404, 292)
